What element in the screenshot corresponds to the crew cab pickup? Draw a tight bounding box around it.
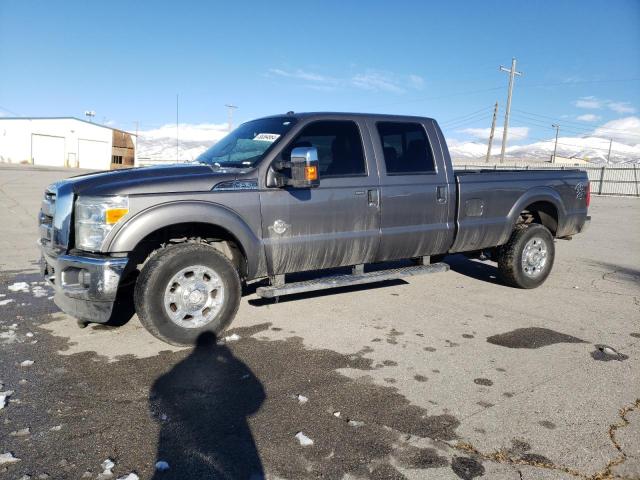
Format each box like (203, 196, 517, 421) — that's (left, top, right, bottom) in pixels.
(38, 113, 591, 345)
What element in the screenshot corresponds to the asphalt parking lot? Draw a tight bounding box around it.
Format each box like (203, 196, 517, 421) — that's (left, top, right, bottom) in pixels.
(0, 165, 638, 480)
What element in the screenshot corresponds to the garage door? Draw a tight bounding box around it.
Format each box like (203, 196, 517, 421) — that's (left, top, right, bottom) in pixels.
(78, 139, 110, 169)
(32, 134, 65, 167)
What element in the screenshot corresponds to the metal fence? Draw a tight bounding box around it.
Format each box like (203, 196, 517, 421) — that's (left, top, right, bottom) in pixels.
(453, 162, 640, 197)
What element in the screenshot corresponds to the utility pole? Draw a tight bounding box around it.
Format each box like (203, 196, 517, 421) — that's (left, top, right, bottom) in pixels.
(225, 104, 238, 132)
(607, 138, 612, 164)
(551, 124, 560, 163)
(176, 94, 179, 162)
(486, 101, 499, 163)
(499, 58, 523, 163)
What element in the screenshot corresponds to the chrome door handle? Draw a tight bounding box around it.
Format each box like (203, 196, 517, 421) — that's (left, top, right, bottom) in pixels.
(436, 186, 447, 204)
(368, 189, 379, 207)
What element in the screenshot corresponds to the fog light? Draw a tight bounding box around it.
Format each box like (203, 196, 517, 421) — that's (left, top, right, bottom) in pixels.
(78, 269, 91, 288)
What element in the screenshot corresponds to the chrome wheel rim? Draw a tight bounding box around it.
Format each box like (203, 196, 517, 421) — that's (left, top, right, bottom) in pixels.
(163, 265, 225, 328)
(521, 236, 548, 278)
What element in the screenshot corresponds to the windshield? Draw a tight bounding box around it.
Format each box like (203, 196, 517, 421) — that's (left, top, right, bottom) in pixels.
(196, 116, 296, 168)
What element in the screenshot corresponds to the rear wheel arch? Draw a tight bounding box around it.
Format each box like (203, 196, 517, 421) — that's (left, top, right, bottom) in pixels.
(519, 201, 559, 236)
(506, 189, 565, 239)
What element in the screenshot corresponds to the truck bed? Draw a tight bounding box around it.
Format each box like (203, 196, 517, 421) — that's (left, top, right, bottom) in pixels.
(450, 169, 589, 253)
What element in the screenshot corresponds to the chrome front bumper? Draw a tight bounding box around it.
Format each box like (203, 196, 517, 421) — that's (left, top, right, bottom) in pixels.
(41, 247, 128, 323)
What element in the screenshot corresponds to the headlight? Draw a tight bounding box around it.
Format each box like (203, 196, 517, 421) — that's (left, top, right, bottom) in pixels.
(75, 196, 129, 251)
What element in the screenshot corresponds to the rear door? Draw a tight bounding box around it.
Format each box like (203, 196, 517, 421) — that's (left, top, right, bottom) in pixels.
(367, 119, 454, 261)
(259, 119, 381, 274)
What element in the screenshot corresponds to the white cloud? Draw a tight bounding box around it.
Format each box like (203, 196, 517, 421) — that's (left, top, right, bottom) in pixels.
(267, 68, 339, 88)
(574, 96, 636, 114)
(575, 96, 602, 109)
(408, 74, 425, 89)
(460, 126, 530, 141)
(268, 67, 424, 94)
(592, 116, 640, 144)
(351, 71, 406, 94)
(607, 102, 636, 114)
(576, 114, 600, 122)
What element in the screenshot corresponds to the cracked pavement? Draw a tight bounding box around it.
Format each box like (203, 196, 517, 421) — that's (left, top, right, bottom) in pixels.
(0, 165, 638, 479)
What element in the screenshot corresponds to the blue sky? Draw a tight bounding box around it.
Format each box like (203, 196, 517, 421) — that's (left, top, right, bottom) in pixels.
(1, 0, 639, 148)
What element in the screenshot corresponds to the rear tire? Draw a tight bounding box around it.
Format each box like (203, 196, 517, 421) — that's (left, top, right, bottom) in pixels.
(134, 243, 241, 346)
(496, 224, 555, 289)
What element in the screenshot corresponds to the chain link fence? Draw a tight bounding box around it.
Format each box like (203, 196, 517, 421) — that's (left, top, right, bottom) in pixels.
(453, 162, 640, 197)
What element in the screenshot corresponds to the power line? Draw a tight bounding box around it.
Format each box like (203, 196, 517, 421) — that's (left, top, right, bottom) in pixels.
(440, 106, 493, 125)
(442, 112, 494, 129)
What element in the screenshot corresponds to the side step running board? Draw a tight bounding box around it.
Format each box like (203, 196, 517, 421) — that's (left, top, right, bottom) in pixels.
(256, 262, 449, 299)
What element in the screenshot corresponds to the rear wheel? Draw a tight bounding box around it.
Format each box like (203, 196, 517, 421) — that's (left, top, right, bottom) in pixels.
(134, 243, 241, 346)
(496, 224, 555, 289)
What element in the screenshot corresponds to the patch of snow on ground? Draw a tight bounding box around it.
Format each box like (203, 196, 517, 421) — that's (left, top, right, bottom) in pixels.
(0, 452, 20, 465)
(7, 282, 29, 293)
(296, 394, 308, 404)
(116, 474, 139, 480)
(0, 391, 13, 409)
(31, 285, 48, 298)
(20, 360, 34, 367)
(295, 431, 314, 446)
(224, 333, 241, 342)
(0, 299, 14, 306)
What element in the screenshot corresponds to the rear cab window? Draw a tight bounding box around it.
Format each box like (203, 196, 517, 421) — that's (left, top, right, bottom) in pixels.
(377, 122, 435, 174)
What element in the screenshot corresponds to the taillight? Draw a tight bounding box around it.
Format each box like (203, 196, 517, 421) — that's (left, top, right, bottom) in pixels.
(586, 182, 591, 207)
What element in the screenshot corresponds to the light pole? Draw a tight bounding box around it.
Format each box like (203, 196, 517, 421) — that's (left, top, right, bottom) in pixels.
(225, 104, 238, 132)
(552, 124, 560, 163)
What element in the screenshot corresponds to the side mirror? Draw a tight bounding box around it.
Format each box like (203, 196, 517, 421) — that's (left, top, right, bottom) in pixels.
(272, 146, 320, 188)
(290, 146, 319, 188)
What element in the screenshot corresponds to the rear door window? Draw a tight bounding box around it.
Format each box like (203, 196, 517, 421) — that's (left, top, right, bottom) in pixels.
(377, 122, 435, 174)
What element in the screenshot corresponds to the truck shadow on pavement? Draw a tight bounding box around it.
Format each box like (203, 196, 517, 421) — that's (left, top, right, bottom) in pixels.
(149, 332, 266, 480)
(444, 254, 502, 286)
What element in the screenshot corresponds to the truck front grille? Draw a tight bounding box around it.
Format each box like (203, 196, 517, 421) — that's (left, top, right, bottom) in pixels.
(39, 187, 57, 248)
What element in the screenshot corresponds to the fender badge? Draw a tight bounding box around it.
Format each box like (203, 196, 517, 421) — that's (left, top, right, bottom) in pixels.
(270, 219, 289, 235)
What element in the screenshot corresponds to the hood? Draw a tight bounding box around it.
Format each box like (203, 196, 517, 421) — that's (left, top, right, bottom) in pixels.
(63, 163, 245, 196)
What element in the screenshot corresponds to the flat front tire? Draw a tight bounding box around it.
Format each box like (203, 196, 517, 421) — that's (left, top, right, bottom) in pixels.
(134, 243, 241, 346)
(496, 224, 555, 289)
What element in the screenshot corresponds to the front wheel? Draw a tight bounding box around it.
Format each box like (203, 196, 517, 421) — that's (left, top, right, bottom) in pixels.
(496, 224, 555, 289)
(134, 243, 242, 346)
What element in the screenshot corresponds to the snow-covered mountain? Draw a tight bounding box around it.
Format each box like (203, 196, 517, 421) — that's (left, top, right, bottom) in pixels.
(136, 123, 229, 164)
(449, 136, 640, 163)
(136, 116, 640, 165)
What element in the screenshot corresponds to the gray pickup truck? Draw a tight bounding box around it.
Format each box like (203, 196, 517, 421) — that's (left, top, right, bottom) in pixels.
(38, 112, 590, 345)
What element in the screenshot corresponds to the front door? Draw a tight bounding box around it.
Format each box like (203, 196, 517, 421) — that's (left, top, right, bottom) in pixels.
(367, 119, 454, 261)
(259, 119, 380, 275)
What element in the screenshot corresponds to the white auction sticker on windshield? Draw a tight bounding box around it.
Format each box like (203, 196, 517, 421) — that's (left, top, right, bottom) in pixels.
(254, 133, 280, 142)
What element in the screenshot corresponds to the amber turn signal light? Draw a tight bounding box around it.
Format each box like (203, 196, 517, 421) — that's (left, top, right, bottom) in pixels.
(105, 208, 129, 224)
(305, 165, 318, 181)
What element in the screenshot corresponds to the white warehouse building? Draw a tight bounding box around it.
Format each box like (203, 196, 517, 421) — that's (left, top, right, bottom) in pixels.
(0, 117, 137, 170)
